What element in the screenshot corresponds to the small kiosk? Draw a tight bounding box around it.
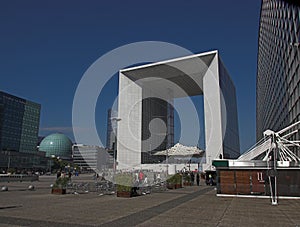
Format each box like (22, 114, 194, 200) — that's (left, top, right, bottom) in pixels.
(213, 122, 300, 203)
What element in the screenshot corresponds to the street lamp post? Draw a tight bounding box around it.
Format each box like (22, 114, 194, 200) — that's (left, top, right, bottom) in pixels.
(49, 159, 52, 173)
(113, 141, 117, 172)
(111, 117, 121, 174)
(7, 151, 11, 173)
(166, 148, 169, 175)
(50, 155, 55, 174)
(271, 133, 278, 206)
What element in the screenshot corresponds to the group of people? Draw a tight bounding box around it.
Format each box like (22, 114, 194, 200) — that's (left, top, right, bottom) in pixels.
(182, 171, 201, 186)
(131, 171, 151, 195)
(56, 171, 74, 179)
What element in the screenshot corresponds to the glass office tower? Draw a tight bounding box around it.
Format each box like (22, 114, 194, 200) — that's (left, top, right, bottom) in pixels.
(106, 108, 117, 150)
(0, 91, 41, 154)
(141, 97, 174, 164)
(256, 0, 300, 142)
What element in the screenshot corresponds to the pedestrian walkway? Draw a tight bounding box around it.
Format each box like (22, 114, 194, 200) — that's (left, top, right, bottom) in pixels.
(0, 176, 299, 226)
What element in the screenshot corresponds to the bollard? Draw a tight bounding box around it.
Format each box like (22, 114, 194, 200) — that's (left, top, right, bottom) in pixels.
(28, 185, 35, 191)
(1, 186, 8, 191)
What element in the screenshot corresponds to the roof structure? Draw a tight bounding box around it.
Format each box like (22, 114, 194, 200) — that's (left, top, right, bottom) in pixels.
(237, 121, 300, 163)
(120, 51, 217, 98)
(154, 143, 204, 156)
(213, 121, 300, 171)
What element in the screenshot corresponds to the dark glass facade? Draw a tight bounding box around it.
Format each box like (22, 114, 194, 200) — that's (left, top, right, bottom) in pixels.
(106, 109, 117, 150)
(219, 57, 240, 159)
(0, 91, 45, 171)
(256, 1, 300, 142)
(0, 150, 47, 172)
(142, 97, 174, 164)
(0, 91, 40, 154)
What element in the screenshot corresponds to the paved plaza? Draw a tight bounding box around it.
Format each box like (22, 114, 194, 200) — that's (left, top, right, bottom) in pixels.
(0, 175, 300, 227)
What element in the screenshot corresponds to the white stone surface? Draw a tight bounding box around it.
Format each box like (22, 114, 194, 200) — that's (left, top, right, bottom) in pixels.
(117, 51, 240, 171)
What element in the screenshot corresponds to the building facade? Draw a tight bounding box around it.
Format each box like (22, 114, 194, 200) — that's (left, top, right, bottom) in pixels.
(0, 91, 45, 172)
(142, 97, 174, 157)
(0, 91, 40, 153)
(256, 0, 300, 141)
(73, 144, 112, 171)
(106, 109, 117, 150)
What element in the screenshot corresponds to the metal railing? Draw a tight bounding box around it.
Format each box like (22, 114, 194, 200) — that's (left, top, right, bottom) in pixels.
(0, 174, 39, 182)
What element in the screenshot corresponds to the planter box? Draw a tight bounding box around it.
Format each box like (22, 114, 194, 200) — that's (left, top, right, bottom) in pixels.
(175, 184, 182, 189)
(167, 183, 182, 189)
(184, 182, 192, 186)
(117, 191, 132, 198)
(51, 188, 66, 195)
(167, 183, 175, 189)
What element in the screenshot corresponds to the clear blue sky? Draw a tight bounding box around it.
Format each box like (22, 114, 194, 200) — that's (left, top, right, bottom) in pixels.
(0, 0, 261, 153)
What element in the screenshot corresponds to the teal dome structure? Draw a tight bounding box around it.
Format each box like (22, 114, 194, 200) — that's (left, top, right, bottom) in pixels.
(39, 133, 72, 159)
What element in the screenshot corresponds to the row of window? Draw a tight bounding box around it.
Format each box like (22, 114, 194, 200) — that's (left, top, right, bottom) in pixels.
(257, 0, 300, 140)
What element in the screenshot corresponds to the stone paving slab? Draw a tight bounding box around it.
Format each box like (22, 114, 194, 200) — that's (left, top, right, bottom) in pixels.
(0, 175, 300, 226)
(137, 190, 300, 227)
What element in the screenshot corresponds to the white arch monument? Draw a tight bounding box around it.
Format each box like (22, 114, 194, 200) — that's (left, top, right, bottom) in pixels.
(117, 50, 240, 171)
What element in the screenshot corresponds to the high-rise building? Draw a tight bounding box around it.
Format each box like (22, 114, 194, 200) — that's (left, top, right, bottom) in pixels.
(0, 91, 40, 153)
(106, 109, 117, 150)
(142, 97, 174, 152)
(0, 91, 46, 172)
(141, 97, 174, 163)
(73, 144, 112, 171)
(256, 0, 300, 142)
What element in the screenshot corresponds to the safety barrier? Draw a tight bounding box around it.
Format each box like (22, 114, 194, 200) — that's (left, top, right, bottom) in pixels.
(0, 174, 39, 182)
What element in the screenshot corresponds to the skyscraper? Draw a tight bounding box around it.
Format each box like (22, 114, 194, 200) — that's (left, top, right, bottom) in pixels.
(141, 97, 174, 163)
(106, 108, 117, 150)
(0, 91, 46, 171)
(256, 0, 300, 142)
(0, 91, 40, 153)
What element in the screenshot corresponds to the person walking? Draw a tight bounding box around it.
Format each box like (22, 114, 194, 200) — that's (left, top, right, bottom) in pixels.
(196, 173, 200, 186)
(138, 171, 144, 185)
(191, 172, 195, 186)
(209, 174, 213, 186)
(142, 175, 149, 195)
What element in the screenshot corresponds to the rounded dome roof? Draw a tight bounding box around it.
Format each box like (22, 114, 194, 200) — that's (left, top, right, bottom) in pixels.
(39, 133, 72, 159)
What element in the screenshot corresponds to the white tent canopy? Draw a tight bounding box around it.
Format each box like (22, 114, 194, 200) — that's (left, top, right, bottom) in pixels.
(154, 143, 204, 156)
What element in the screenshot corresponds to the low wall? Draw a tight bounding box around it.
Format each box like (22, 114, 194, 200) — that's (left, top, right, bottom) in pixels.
(0, 174, 39, 182)
(134, 164, 199, 174)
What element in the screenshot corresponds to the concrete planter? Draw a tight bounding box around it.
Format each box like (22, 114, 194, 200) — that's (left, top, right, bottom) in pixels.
(51, 188, 66, 195)
(167, 183, 175, 189)
(175, 183, 182, 189)
(117, 191, 132, 198)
